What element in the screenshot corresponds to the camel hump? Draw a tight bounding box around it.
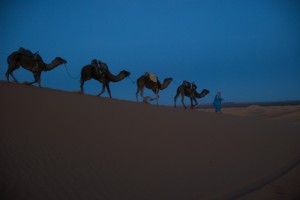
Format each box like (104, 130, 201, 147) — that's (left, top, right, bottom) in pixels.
(18, 47, 34, 56)
(145, 72, 157, 83)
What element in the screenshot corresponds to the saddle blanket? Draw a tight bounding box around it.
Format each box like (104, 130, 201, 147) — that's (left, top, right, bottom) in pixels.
(145, 72, 157, 83)
(149, 73, 157, 82)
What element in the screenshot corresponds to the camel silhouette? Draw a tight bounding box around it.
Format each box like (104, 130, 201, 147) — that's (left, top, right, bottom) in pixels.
(136, 73, 173, 105)
(80, 61, 130, 98)
(174, 81, 209, 109)
(6, 48, 67, 87)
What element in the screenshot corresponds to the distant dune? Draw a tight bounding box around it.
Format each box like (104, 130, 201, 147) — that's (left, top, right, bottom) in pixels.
(202, 100, 300, 108)
(202, 105, 300, 124)
(1, 81, 300, 200)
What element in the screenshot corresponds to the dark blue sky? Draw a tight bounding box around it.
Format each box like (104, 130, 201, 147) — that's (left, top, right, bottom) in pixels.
(1, 0, 300, 105)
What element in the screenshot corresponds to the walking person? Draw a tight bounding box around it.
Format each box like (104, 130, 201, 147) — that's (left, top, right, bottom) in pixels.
(213, 91, 223, 113)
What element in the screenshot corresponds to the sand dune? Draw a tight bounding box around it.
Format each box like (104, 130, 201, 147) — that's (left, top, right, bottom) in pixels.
(1, 81, 300, 200)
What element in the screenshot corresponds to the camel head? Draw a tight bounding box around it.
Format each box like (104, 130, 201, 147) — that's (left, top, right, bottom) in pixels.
(160, 77, 173, 90)
(186, 88, 210, 100)
(121, 70, 131, 77)
(55, 57, 67, 64)
(43, 57, 67, 71)
(202, 89, 210, 95)
(165, 78, 173, 82)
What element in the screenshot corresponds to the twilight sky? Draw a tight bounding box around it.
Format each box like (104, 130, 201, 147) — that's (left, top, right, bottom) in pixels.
(1, 0, 299, 105)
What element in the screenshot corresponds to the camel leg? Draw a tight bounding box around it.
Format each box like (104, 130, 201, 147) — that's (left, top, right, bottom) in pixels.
(27, 72, 41, 86)
(5, 70, 11, 82)
(140, 88, 145, 100)
(97, 83, 106, 96)
(106, 84, 112, 98)
(174, 91, 179, 108)
(193, 98, 198, 109)
(80, 79, 85, 93)
(136, 87, 145, 102)
(135, 88, 140, 102)
(190, 98, 198, 109)
(36, 72, 41, 87)
(6, 65, 19, 83)
(181, 94, 187, 109)
(6, 70, 19, 83)
(155, 91, 159, 105)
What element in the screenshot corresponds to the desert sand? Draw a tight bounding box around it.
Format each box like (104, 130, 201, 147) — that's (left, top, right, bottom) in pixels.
(1, 81, 300, 200)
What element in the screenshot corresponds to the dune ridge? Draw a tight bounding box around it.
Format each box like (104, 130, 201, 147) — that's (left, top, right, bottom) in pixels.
(1, 81, 300, 200)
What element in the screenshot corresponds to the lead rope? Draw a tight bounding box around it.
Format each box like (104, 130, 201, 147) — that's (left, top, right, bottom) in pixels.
(64, 63, 79, 79)
(127, 75, 136, 84)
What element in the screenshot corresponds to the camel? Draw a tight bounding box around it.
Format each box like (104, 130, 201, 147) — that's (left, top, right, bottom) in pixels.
(174, 82, 209, 109)
(80, 62, 130, 98)
(6, 48, 67, 87)
(136, 73, 173, 105)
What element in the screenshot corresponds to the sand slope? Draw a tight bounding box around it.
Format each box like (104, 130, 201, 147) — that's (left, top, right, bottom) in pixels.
(1, 81, 300, 200)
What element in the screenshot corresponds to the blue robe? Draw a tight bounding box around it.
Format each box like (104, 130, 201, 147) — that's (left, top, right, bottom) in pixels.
(213, 94, 223, 112)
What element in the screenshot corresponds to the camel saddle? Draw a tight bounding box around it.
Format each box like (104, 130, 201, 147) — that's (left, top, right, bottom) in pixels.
(145, 72, 157, 83)
(18, 47, 39, 59)
(182, 80, 197, 90)
(17, 47, 42, 70)
(91, 59, 109, 74)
